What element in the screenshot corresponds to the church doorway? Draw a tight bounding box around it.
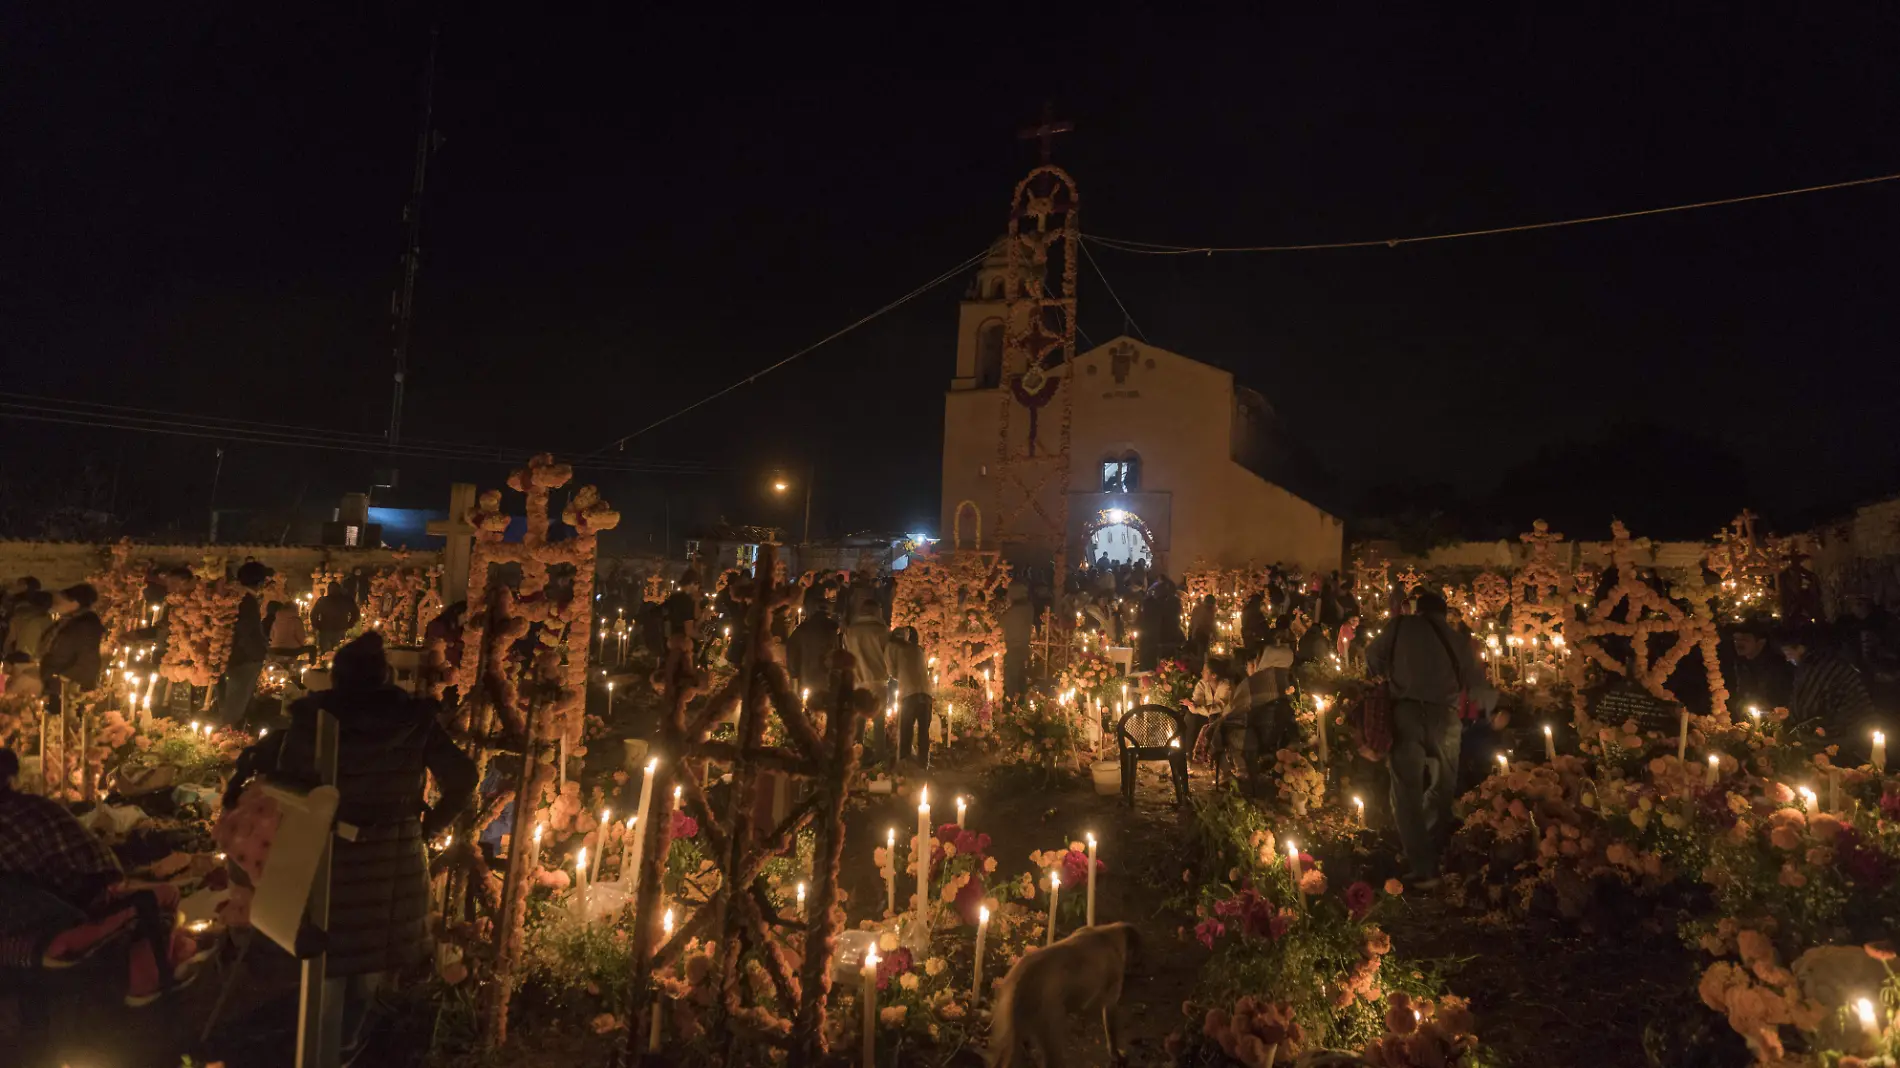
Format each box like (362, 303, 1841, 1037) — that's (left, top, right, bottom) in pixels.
(1084, 508, 1155, 568)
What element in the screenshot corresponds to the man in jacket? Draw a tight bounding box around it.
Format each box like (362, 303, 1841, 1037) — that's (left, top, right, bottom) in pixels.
(218, 562, 271, 726)
(1366, 588, 1496, 888)
(842, 596, 891, 701)
(786, 601, 841, 710)
(1001, 585, 1035, 698)
(889, 626, 933, 766)
(1781, 624, 1877, 759)
(311, 582, 361, 654)
(1726, 620, 1792, 715)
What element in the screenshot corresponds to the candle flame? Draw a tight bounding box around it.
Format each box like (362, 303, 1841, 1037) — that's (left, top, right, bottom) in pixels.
(1086, 832, 1096, 847)
(865, 946, 879, 970)
(663, 907, 675, 934)
(1858, 997, 1877, 1029)
(979, 905, 990, 923)
(577, 847, 587, 871)
(1542, 724, 1552, 736)
(1050, 871, 1060, 888)
(919, 785, 928, 809)
(1876, 730, 1886, 745)
(626, 815, 636, 828)
(647, 757, 659, 773)
(1352, 795, 1364, 810)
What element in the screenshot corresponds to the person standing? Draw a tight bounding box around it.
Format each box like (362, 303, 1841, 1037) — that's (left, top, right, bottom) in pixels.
(311, 581, 361, 654)
(4, 589, 54, 673)
(1366, 588, 1495, 889)
(219, 563, 271, 726)
(220, 633, 476, 1059)
(889, 626, 933, 766)
(842, 596, 891, 701)
(40, 584, 106, 756)
(786, 600, 841, 708)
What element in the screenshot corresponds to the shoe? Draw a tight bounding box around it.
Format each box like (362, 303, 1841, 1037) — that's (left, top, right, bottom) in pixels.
(125, 958, 203, 1008)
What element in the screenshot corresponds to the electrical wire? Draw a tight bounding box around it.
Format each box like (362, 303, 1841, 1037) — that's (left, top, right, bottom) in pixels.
(588, 247, 991, 455)
(1079, 237, 1148, 341)
(1082, 171, 1900, 255)
(0, 399, 720, 474)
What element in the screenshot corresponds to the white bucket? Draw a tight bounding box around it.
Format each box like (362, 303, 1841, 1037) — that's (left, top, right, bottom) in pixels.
(1091, 760, 1121, 796)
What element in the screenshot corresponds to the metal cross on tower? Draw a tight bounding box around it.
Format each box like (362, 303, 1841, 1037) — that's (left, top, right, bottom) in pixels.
(1017, 101, 1074, 164)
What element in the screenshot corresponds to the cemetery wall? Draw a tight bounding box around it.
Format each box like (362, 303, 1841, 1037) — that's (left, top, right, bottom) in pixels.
(0, 540, 439, 590)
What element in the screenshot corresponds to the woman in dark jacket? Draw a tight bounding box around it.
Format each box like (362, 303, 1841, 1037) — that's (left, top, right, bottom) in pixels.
(224, 632, 476, 984)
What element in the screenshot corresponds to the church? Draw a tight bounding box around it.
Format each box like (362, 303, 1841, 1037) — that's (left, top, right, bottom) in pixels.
(939, 239, 1343, 575)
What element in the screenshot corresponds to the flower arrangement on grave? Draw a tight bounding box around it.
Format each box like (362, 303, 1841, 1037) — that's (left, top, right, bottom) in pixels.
(929, 822, 997, 922)
(85, 537, 153, 654)
(1056, 650, 1121, 709)
(158, 570, 244, 688)
(1027, 841, 1104, 926)
(1141, 657, 1195, 710)
(1274, 747, 1326, 814)
(990, 694, 1084, 774)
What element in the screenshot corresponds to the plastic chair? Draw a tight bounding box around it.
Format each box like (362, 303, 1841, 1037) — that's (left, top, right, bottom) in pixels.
(1115, 703, 1189, 807)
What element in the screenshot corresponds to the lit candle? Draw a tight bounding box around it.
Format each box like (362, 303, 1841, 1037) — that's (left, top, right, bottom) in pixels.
(1046, 872, 1061, 946)
(629, 757, 657, 895)
(1313, 696, 1329, 769)
(606, 680, 615, 719)
(801, 688, 811, 709)
(1748, 706, 1763, 729)
(1287, 841, 1305, 911)
(974, 905, 990, 1004)
(575, 847, 589, 917)
(1874, 730, 1887, 774)
(1799, 786, 1818, 816)
(956, 796, 967, 829)
(589, 808, 610, 887)
(1496, 752, 1508, 775)
(1543, 724, 1556, 763)
(532, 823, 544, 863)
(651, 909, 675, 1052)
(1677, 710, 1689, 762)
(1084, 832, 1101, 926)
(621, 815, 637, 876)
(862, 946, 879, 1068)
(1707, 753, 1721, 785)
(796, 881, 807, 917)
(885, 828, 897, 916)
(1858, 996, 1879, 1037)
(916, 787, 931, 929)
(1352, 795, 1365, 826)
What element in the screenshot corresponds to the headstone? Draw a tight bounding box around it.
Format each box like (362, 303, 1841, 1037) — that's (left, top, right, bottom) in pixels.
(1586, 679, 1678, 736)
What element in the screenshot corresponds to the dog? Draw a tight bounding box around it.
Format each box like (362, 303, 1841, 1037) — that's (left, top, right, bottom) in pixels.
(986, 921, 1142, 1068)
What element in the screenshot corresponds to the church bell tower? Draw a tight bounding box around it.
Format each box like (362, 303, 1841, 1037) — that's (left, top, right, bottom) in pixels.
(950, 238, 1010, 391)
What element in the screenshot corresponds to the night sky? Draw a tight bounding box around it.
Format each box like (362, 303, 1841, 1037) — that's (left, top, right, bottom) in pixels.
(6, 5, 1898, 549)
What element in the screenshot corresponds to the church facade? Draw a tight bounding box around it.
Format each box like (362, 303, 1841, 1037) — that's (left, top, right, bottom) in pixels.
(939, 247, 1343, 575)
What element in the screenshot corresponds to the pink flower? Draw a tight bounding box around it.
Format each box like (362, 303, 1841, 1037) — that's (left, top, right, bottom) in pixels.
(1344, 881, 1375, 919)
(670, 810, 699, 839)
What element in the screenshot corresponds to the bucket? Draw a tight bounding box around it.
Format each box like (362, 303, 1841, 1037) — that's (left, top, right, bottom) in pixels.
(1091, 760, 1121, 796)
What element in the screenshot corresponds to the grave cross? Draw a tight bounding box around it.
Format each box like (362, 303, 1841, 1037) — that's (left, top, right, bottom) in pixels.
(1018, 102, 1073, 164)
(425, 482, 478, 605)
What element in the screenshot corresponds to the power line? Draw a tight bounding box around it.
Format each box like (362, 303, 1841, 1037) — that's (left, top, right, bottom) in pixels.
(1083, 170, 1900, 255)
(588, 247, 991, 455)
(0, 399, 718, 474)
(1079, 236, 1147, 342)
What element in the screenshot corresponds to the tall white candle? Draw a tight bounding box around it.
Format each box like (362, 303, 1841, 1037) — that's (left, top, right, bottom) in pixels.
(885, 828, 897, 917)
(956, 796, 966, 829)
(1875, 730, 1887, 774)
(974, 905, 989, 1004)
(620, 815, 637, 877)
(1352, 795, 1365, 826)
(862, 946, 879, 1068)
(1314, 697, 1329, 769)
(650, 909, 674, 1052)
(1288, 841, 1307, 912)
(1707, 753, 1721, 785)
(606, 680, 615, 720)
(916, 787, 930, 925)
(575, 847, 589, 918)
(628, 758, 657, 895)
(1543, 724, 1557, 763)
(1046, 872, 1061, 946)
(532, 823, 544, 864)
(796, 881, 806, 918)
(1085, 833, 1098, 927)
(1677, 710, 1689, 762)
(1858, 996, 1879, 1037)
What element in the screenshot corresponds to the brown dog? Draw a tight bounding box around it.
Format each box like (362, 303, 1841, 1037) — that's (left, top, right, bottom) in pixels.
(987, 922, 1142, 1068)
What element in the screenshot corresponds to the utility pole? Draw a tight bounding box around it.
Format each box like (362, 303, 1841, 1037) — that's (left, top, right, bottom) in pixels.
(385, 23, 441, 454)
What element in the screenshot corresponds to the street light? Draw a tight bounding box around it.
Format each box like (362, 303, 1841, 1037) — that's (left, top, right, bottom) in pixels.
(772, 468, 814, 545)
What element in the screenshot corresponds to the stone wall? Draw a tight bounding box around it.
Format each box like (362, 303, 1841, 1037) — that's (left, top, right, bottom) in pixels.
(0, 540, 441, 591)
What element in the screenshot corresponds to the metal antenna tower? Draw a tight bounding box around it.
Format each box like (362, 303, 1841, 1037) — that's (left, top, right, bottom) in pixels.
(386, 24, 440, 450)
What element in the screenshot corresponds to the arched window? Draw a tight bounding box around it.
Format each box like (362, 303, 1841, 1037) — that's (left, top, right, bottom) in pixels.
(975, 321, 1004, 388)
(1100, 452, 1140, 492)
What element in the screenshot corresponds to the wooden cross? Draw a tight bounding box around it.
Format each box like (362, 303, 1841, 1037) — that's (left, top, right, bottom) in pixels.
(425, 482, 478, 605)
(1018, 101, 1073, 163)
